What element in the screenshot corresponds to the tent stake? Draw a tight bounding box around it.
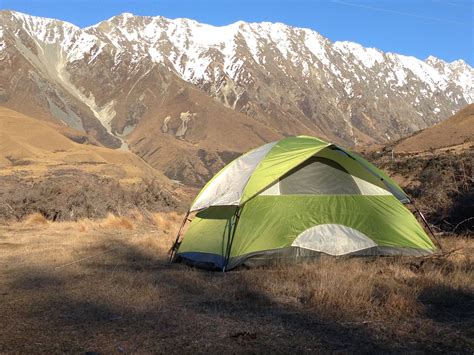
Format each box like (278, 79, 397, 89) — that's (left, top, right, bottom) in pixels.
(169, 210, 190, 263)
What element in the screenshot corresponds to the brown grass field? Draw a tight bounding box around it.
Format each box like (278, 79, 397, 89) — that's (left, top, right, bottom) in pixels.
(0, 213, 472, 353)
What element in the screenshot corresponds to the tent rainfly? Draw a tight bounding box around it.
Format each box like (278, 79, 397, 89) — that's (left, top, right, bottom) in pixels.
(170, 136, 437, 271)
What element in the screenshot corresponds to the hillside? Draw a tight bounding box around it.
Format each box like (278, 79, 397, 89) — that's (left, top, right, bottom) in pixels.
(0, 106, 181, 221)
(0, 106, 168, 182)
(126, 81, 281, 186)
(392, 104, 474, 153)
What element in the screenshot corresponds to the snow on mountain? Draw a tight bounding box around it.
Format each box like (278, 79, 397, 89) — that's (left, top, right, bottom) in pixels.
(333, 41, 384, 69)
(8, 11, 100, 62)
(82, 13, 473, 105)
(1, 10, 473, 150)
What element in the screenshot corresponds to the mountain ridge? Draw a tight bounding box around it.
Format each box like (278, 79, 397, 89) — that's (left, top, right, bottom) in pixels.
(1, 10, 472, 183)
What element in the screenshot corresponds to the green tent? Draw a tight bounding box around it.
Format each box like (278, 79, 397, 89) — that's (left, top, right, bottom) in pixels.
(171, 136, 436, 271)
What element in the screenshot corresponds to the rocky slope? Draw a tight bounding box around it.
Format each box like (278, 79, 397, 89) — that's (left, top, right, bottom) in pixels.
(392, 104, 474, 153)
(1, 10, 472, 183)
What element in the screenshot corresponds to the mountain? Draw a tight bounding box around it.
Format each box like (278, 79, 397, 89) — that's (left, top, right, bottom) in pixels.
(392, 104, 474, 153)
(1, 11, 473, 183)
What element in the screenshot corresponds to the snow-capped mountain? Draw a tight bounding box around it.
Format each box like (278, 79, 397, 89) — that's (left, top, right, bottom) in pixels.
(0, 11, 472, 183)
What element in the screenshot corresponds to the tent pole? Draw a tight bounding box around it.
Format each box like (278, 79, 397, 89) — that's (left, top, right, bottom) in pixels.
(222, 214, 233, 272)
(169, 210, 190, 263)
(223, 207, 241, 272)
(411, 201, 443, 252)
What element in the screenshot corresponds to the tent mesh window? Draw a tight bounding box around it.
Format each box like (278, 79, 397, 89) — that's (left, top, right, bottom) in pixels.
(263, 157, 363, 195)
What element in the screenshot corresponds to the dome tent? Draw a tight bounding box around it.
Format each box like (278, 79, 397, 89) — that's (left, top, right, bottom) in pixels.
(170, 136, 437, 271)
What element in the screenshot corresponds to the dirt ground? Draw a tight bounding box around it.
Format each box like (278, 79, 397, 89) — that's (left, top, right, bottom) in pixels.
(0, 215, 473, 353)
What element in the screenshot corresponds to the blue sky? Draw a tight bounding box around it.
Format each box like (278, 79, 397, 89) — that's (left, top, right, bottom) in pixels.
(2, 0, 473, 65)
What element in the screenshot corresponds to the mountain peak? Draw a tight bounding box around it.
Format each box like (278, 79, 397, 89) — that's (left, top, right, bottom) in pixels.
(450, 59, 468, 68)
(4, 10, 79, 29)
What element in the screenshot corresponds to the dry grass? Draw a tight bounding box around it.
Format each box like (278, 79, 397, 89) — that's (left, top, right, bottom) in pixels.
(152, 211, 181, 235)
(0, 215, 472, 353)
(22, 212, 49, 226)
(100, 213, 135, 230)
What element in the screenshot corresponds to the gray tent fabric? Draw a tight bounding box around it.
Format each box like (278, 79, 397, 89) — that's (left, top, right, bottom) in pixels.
(261, 157, 391, 197)
(279, 157, 361, 195)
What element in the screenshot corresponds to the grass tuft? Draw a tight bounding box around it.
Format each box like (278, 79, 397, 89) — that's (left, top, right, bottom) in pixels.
(100, 213, 135, 230)
(22, 212, 49, 226)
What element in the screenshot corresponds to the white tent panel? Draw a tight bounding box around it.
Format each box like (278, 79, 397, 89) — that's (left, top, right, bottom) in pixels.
(292, 224, 377, 256)
(353, 176, 392, 196)
(190, 141, 277, 211)
(259, 180, 280, 196)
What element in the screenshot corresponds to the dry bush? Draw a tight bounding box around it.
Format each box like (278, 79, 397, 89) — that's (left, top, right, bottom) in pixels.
(370, 149, 473, 233)
(184, 235, 472, 324)
(73, 218, 96, 233)
(0, 173, 180, 223)
(126, 232, 174, 258)
(132, 233, 163, 252)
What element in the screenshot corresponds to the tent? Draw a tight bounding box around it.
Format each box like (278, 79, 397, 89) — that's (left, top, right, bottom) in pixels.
(170, 136, 437, 271)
